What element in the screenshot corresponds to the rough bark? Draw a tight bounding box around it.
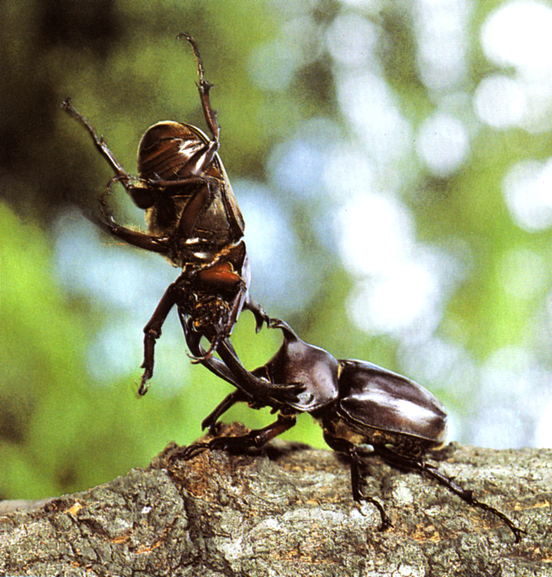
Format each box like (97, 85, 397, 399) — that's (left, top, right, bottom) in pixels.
(1, 423, 551, 577)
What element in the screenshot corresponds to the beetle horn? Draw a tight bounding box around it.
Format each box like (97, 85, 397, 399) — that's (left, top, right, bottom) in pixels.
(268, 318, 301, 341)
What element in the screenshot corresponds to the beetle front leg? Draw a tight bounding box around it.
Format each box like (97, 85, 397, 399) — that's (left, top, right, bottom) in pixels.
(139, 283, 180, 395)
(177, 413, 297, 461)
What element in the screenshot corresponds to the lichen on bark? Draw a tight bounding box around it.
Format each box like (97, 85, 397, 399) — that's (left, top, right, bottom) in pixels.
(1, 424, 551, 576)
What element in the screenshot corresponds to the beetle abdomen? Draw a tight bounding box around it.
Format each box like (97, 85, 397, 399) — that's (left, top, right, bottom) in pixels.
(138, 121, 207, 181)
(335, 359, 447, 446)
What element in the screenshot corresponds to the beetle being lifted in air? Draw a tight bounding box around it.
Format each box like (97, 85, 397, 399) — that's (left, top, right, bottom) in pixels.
(62, 34, 299, 406)
(63, 34, 524, 544)
(181, 318, 524, 542)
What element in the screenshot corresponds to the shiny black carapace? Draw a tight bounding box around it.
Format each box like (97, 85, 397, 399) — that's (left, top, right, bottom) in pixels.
(62, 34, 278, 397)
(181, 319, 524, 542)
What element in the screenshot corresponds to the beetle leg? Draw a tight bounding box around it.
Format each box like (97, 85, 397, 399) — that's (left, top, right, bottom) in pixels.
(243, 296, 271, 333)
(62, 99, 131, 185)
(138, 283, 180, 395)
(323, 433, 392, 531)
(177, 413, 297, 461)
(94, 213, 170, 255)
(200, 390, 247, 433)
(374, 446, 525, 543)
(178, 33, 220, 144)
(62, 99, 172, 255)
(146, 175, 222, 190)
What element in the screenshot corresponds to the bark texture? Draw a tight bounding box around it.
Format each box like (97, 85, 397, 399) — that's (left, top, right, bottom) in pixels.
(1, 423, 551, 577)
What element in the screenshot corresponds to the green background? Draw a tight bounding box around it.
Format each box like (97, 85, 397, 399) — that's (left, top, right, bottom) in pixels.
(2, 0, 552, 500)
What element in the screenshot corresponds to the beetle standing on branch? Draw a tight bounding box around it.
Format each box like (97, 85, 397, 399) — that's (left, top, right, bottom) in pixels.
(180, 319, 524, 542)
(61, 34, 300, 407)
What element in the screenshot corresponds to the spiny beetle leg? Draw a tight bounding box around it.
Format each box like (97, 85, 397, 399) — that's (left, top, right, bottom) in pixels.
(177, 33, 220, 144)
(138, 283, 180, 395)
(375, 446, 525, 543)
(62, 100, 171, 256)
(323, 433, 391, 532)
(61, 98, 130, 184)
(182, 414, 297, 461)
(422, 461, 526, 543)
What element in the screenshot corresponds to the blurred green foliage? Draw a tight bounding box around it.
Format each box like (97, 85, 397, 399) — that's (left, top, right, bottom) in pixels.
(2, 0, 552, 500)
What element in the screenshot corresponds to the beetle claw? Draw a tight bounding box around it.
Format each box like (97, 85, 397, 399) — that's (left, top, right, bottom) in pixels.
(356, 488, 392, 531)
(174, 442, 211, 461)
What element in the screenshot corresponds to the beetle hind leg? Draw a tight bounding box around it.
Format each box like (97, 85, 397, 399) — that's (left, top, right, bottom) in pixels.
(200, 390, 247, 433)
(374, 445, 525, 543)
(178, 33, 220, 144)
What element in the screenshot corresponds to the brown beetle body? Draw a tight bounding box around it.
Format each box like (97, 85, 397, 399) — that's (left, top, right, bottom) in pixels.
(62, 34, 274, 395)
(137, 121, 245, 250)
(329, 359, 447, 453)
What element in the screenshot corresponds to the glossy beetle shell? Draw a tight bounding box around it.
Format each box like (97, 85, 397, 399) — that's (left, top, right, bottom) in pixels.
(334, 359, 447, 446)
(137, 121, 245, 246)
(256, 322, 339, 412)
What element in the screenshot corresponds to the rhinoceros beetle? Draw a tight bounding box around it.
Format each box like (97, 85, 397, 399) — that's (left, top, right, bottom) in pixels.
(61, 34, 298, 404)
(180, 319, 524, 542)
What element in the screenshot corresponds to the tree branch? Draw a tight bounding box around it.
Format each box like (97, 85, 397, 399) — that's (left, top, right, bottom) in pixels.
(1, 423, 551, 576)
